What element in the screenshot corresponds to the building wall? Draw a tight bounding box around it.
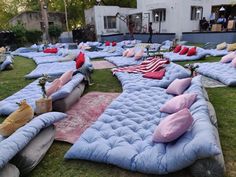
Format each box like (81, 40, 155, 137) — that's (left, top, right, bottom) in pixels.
(9, 12, 65, 31)
(85, 0, 235, 39)
(93, 6, 132, 36)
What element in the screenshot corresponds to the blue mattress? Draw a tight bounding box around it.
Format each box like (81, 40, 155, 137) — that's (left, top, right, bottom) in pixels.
(0, 74, 84, 116)
(115, 63, 190, 90)
(0, 112, 66, 168)
(163, 47, 208, 61)
(104, 56, 143, 67)
(17, 52, 55, 59)
(65, 76, 220, 174)
(196, 62, 236, 86)
(204, 49, 229, 57)
(85, 51, 122, 59)
(32, 49, 81, 64)
(25, 61, 76, 79)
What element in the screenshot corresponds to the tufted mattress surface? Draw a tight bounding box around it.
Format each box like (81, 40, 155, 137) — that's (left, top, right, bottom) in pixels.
(17, 52, 54, 59)
(85, 51, 122, 59)
(65, 76, 220, 174)
(204, 49, 229, 57)
(114, 63, 190, 90)
(105, 56, 143, 67)
(196, 62, 236, 86)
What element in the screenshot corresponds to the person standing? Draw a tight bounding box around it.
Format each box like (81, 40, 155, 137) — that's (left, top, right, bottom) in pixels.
(147, 22, 153, 43)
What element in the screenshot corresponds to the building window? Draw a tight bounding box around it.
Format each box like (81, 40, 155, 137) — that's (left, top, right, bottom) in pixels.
(152, 9, 166, 22)
(191, 6, 203, 20)
(104, 16, 116, 29)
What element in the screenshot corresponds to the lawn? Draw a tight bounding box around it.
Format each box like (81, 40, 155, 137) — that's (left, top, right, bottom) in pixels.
(0, 56, 235, 177)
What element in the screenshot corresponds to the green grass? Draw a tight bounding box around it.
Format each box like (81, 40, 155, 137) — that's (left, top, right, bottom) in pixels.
(0, 56, 236, 177)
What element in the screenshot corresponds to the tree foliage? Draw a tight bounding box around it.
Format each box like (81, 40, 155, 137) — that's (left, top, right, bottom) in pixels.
(0, 0, 136, 30)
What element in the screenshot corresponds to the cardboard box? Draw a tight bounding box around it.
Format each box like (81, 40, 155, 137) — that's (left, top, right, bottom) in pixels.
(211, 24, 222, 32)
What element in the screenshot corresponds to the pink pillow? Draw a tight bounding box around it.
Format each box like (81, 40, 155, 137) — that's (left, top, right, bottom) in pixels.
(153, 108, 193, 143)
(166, 78, 192, 95)
(134, 49, 144, 60)
(123, 49, 129, 57)
(46, 79, 61, 97)
(160, 93, 197, 114)
(220, 52, 236, 63)
(126, 48, 135, 57)
(231, 57, 236, 68)
(59, 70, 73, 86)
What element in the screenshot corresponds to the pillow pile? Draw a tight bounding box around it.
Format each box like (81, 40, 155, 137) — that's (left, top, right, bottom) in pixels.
(112, 42, 117, 47)
(179, 47, 189, 55)
(173, 45, 182, 53)
(105, 41, 110, 46)
(166, 78, 192, 95)
(43, 48, 58, 53)
(160, 93, 197, 114)
(153, 108, 193, 143)
(126, 48, 135, 57)
(152, 79, 196, 143)
(46, 70, 74, 97)
(220, 52, 236, 63)
(134, 49, 144, 60)
(231, 57, 236, 67)
(0, 100, 34, 136)
(187, 47, 197, 56)
(173, 46, 197, 56)
(123, 49, 129, 57)
(227, 43, 236, 52)
(75, 52, 85, 69)
(216, 42, 227, 50)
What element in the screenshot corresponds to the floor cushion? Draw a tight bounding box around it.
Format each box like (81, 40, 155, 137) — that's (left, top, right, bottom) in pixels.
(11, 125, 55, 175)
(0, 163, 19, 177)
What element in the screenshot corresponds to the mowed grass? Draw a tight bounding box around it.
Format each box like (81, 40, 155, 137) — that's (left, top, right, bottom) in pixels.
(0, 56, 235, 177)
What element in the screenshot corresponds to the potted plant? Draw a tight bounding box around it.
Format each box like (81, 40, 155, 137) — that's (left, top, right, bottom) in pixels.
(35, 75, 52, 115)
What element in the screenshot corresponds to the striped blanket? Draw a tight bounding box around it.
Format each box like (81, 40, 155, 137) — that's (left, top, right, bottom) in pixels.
(112, 57, 170, 74)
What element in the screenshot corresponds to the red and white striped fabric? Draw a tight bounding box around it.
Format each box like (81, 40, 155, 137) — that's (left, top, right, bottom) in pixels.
(112, 57, 170, 74)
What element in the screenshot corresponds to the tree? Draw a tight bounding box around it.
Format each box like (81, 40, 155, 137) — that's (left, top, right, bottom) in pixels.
(48, 25, 62, 43)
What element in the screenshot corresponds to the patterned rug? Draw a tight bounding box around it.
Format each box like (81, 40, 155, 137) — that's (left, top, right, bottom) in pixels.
(201, 75, 227, 88)
(54, 92, 120, 144)
(91, 60, 116, 69)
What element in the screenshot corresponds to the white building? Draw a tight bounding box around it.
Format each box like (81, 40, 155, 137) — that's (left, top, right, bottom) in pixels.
(85, 0, 236, 39)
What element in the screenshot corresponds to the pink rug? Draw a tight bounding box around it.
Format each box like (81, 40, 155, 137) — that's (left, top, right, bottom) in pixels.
(91, 60, 115, 69)
(54, 92, 120, 144)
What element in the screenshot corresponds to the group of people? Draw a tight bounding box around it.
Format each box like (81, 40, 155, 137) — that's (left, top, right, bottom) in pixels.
(200, 15, 235, 31)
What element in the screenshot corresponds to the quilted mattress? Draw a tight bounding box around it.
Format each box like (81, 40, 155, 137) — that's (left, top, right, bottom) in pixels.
(114, 63, 190, 90)
(85, 51, 122, 59)
(163, 47, 208, 61)
(204, 49, 229, 57)
(16, 52, 54, 59)
(196, 62, 236, 86)
(104, 56, 143, 67)
(25, 61, 76, 79)
(65, 76, 220, 174)
(0, 74, 84, 116)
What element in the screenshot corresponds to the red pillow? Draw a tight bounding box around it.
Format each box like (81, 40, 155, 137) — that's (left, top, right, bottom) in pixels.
(187, 47, 197, 56)
(112, 42, 117, 46)
(43, 48, 58, 53)
(76, 52, 85, 69)
(143, 69, 166, 80)
(173, 45, 182, 53)
(105, 41, 110, 46)
(179, 47, 189, 55)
